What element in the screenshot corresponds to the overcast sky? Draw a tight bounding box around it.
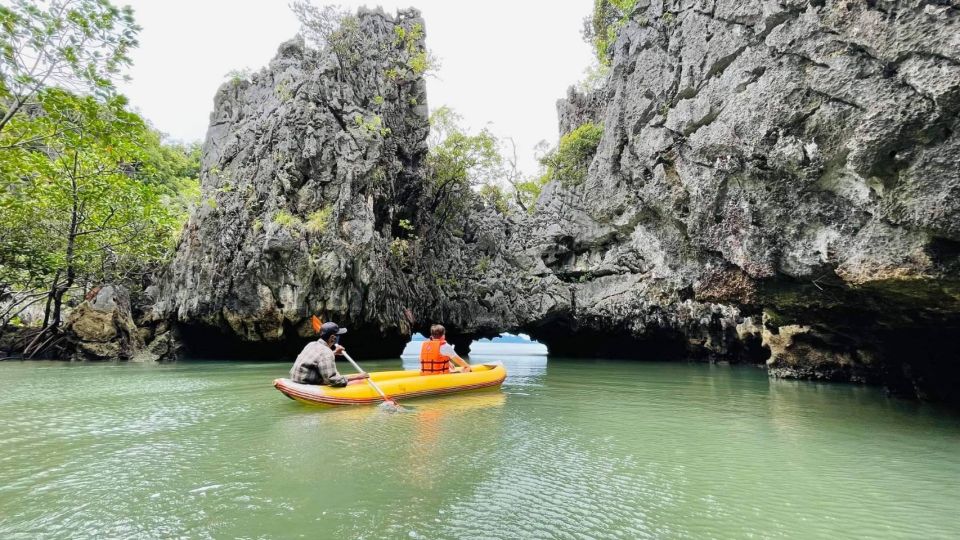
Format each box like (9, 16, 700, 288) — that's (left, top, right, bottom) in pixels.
(116, 0, 595, 175)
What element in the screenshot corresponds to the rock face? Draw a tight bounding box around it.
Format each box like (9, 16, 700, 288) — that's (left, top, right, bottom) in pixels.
(156, 3, 960, 402)
(154, 9, 430, 358)
(523, 0, 960, 399)
(65, 285, 141, 360)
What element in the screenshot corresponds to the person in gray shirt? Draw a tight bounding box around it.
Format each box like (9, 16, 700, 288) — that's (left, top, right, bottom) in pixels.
(289, 321, 368, 386)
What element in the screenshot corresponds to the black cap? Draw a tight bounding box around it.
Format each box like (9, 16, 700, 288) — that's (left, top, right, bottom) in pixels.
(319, 322, 348, 338)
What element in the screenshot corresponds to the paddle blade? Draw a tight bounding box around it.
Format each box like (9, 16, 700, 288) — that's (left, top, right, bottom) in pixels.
(311, 315, 322, 334)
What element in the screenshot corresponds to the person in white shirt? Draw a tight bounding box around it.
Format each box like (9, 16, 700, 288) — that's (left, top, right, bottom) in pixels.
(419, 324, 472, 375)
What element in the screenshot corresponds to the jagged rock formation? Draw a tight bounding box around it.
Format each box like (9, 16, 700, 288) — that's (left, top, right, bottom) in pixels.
(153, 8, 430, 358)
(523, 0, 960, 399)
(65, 285, 141, 361)
(155, 3, 960, 402)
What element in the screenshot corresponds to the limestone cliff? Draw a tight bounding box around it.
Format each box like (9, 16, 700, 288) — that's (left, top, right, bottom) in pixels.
(153, 8, 430, 357)
(154, 3, 960, 402)
(521, 0, 960, 399)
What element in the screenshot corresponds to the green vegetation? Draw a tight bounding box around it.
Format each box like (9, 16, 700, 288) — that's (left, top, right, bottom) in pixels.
(425, 106, 502, 225)
(424, 109, 602, 217)
(292, 4, 436, 90)
(578, 60, 610, 92)
(539, 122, 604, 187)
(275, 80, 293, 101)
(585, 0, 638, 64)
(0, 89, 198, 335)
(226, 68, 253, 85)
(272, 210, 302, 229)
(407, 50, 431, 76)
(353, 113, 391, 137)
(0, 0, 140, 133)
(479, 184, 510, 215)
(291, 3, 362, 67)
(513, 174, 551, 212)
(394, 22, 435, 77)
(388, 218, 418, 267)
(0, 1, 199, 345)
(389, 237, 410, 260)
(305, 207, 332, 233)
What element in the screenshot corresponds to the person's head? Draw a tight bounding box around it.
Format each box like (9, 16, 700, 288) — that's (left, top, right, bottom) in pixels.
(430, 324, 445, 340)
(319, 321, 347, 349)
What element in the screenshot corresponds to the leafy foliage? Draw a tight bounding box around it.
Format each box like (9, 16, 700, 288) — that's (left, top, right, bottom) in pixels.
(478, 183, 509, 214)
(0, 0, 140, 136)
(0, 89, 196, 331)
(513, 173, 551, 212)
(353, 113, 390, 137)
(225, 68, 253, 85)
(290, 3, 359, 62)
(425, 106, 502, 225)
(583, 0, 637, 65)
(0, 0, 198, 354)
(540, 122, 604, 187)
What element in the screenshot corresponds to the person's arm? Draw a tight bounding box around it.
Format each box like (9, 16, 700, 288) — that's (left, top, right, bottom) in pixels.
(440, 343, 471, 372)
(331, 345, 368, 380)
(318, 347, 350, 387)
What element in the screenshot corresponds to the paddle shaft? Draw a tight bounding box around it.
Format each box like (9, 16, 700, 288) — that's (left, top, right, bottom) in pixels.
(341, 350, 397, 404)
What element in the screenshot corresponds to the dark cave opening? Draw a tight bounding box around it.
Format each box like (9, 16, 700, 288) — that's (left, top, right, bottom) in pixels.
(522, 317, 690, 361)
(176, 321, 410, 361)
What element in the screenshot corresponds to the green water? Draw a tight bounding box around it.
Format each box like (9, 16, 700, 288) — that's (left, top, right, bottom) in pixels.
(1, 344, 959, 539)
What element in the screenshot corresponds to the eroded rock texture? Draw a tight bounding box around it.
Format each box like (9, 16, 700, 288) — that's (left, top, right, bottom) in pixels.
(65, 285, 141, 361)
(156, 3, 960, 402)
(527, 0, 960, 399)
(154, 9, 430, 358)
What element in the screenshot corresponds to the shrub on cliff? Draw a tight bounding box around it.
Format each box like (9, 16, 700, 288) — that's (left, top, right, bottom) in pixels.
(540, 122, 604, 187)
(425, 106, 502, 225)
(292, 2, 436, 87)
(583, 0, 637, 64)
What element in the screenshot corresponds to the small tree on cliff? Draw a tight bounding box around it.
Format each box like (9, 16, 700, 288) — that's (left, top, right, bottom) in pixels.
(425, 106, 502, 226)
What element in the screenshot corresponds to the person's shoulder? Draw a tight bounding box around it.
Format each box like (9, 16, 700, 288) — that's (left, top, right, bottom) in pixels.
(313, 342, 334, 357)
(303, 341, 329, 355)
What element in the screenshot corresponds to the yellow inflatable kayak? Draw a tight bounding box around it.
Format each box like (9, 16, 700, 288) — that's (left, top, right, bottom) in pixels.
(273, 363, 506, 406)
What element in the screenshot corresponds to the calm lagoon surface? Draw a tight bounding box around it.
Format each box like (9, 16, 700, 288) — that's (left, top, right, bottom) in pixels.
(1, 341, 959, 539)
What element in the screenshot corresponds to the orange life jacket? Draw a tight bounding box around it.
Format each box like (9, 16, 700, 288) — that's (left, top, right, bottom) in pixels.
(420, 338, 451, 374)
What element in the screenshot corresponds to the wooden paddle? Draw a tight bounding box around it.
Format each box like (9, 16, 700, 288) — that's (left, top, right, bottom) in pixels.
(341, 350, 402, 411)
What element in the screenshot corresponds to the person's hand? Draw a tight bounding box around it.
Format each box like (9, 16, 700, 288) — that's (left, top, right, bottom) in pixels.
(462, 366, 472, 373)
(333, 344, 345, 356)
